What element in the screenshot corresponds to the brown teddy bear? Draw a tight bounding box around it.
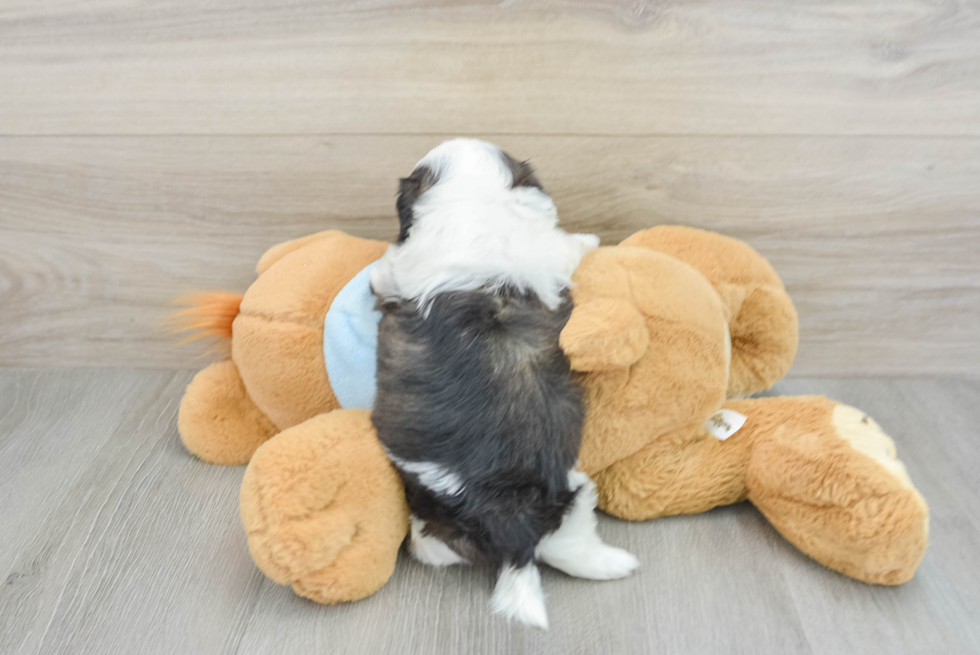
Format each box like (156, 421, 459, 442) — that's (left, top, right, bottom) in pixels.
(175, 226, 928, 605)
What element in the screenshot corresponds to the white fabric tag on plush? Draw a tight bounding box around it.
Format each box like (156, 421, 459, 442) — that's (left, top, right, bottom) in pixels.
(704, 409, 747, 441)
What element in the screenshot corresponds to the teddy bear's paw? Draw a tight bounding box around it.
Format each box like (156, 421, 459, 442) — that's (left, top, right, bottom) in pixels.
(240, 410, 410, 603)
(746, 398, 929, 585)
(178, 360, 278, 465)
(831, 404, 914, 489)
(408, 516, 468, 567)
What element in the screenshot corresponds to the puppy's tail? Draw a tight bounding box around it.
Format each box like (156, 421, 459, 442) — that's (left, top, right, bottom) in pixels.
(168, 290, 244, 356)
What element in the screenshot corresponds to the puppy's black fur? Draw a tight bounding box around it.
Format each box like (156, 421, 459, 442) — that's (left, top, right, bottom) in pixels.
(395, 156, 540, 245)
(395, 164, 437, 244)
(371, 286, 583, 570)
(502, 153, 543, 190)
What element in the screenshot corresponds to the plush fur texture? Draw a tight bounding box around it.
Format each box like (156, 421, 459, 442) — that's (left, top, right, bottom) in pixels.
(563, 245, 732, 476)
(234, 231, 388, 431)
(239, 409, 409, 604)
(745, 399, 928, 585)
(175, 224, 928, 607)
(619, 227, 798, 397)
(178, 360, 277, 465)
(565, 235, 927, 583)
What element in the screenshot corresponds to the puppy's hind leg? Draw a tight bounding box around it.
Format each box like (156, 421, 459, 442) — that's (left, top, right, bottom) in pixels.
(490, 562, 549, 630)
(535, 470, 640, 580)
(408, 516, 467, 567)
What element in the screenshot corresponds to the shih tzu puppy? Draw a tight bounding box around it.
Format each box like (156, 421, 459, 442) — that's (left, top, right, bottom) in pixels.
(370, 139, 639, 629)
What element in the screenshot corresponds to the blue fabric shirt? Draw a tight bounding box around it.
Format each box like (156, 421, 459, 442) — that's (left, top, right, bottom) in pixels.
(322, 261, 382, 410)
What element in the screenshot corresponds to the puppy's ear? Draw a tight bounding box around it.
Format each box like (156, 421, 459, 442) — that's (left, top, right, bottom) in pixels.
(502, 153, 543, 190)
(396, 164, 438, 243)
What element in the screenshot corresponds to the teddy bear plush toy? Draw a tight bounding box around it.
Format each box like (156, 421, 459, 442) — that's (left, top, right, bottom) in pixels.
(175, 225, 928, 605)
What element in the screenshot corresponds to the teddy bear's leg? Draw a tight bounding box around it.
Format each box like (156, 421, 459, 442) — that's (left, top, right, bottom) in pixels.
(591, 420, 759, 521)
(741, 397, 929, 585)
(240, 409, 410, 604)
(254, 229, 345, 275)
(620, 225, 798, 396)
(178, 360, 279, 465)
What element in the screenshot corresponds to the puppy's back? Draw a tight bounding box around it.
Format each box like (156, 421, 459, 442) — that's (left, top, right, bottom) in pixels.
(372, 286, 583, 565)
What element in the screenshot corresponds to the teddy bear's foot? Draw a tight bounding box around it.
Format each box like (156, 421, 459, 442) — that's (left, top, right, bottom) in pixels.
(620, 225, 798, 397)
(747, 399, 929, 585)
(178, 360, 278, 465)
(240, 409, 409, 604)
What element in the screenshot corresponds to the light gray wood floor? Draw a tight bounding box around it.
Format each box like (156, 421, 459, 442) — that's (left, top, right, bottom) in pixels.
(0, 368, 977, 654)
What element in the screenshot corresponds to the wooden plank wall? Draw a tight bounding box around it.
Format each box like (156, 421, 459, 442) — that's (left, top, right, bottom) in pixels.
(1, 0, 978, 375)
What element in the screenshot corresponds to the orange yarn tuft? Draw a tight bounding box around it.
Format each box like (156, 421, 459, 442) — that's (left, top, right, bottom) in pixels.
(169, 290, 244, 356)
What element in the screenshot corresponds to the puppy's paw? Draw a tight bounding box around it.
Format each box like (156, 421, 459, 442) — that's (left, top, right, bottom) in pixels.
(543, 540, 640, 581)
(491, 564, 549, 630)
(409, 516, 467, 567)
(572, 233, 601, 254)
(584, 544, 640, 580)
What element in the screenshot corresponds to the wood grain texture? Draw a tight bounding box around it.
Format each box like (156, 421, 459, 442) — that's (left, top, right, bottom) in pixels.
(1, 136, 977, 374)
(1, 370, 978, 654)
(1, 1, 979, 135)
(0, 368, 265, 655)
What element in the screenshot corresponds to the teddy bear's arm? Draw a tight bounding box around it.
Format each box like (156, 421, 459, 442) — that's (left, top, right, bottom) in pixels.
(560, 298, 649, 372)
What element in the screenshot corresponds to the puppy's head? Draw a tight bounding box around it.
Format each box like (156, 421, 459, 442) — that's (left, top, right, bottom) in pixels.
(394, 138, 548, 244)
(373, 138, 598, 309)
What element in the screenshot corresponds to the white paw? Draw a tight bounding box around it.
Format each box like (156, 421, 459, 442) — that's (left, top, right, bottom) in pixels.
(578, 543, 641, 580)
(535, 469, 640, 580)
(572, 233, 601, 254)
(409, 516, 466, 567)
(540, 537, 640, 580)
(490, 564, 549, 630)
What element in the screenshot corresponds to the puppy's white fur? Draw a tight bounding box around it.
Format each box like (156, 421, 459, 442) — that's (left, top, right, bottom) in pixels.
(385, 452, 465, 497)
(409, 469, 639, 631)
(376, 139, 635, 629)
(536, 470, 640, 580)
(490, 563, 549, 630)
(490, 470, 638, 631)
(370, 138, 599, 310)
(409, 516, 468, 566)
